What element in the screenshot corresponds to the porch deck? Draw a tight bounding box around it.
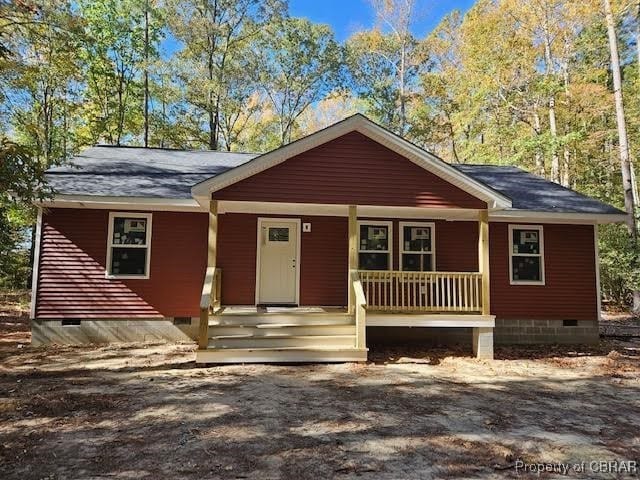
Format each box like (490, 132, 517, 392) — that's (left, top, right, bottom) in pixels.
(195, 303, 494, 364)
(213, 306, 493, 327)
(195, 203, 493, 364)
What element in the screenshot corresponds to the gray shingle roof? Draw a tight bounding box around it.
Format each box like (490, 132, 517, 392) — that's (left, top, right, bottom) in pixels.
(46, 145, 624, 215)
(453, 164, 624, 215)
(46, 146, 258, 199)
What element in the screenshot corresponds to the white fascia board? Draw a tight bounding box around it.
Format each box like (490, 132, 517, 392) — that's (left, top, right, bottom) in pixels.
(218, 200, 482, 220)
(489, 210, 627, 225)
(37, 195, 205, 212)
(191, 114, 512, 209)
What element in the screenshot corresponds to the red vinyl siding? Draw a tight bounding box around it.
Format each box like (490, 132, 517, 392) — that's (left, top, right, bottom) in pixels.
(36, 208, 598, 321)
(35, 208, 208, 318)
(489, 223, 597, 320)
(214, 131, 486, 209)
(300, 216, 348, 305)
(218, 216, 480, 305)
(216, 213, 258, 305)
(217, 214, 348, 306)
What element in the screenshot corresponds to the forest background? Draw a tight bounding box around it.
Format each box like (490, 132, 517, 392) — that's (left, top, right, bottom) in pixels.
(1, 0, 639, 308)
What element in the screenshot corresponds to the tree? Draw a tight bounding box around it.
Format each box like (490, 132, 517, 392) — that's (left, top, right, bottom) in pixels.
(78, 0, 162, 146)
(166, 0, 284, 150)
(0, 139, 49, 288)
(604, 0, 640, 310)
(260, 17, 343, 145)
(1, 0, 81, 162)
(345, 0, 425, 135)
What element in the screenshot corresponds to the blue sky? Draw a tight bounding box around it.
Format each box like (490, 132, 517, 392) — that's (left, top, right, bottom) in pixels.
(288, 0, 476, 41)
(162, 1, 476, 57)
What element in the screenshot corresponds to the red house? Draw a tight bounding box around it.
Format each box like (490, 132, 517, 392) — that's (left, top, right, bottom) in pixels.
(31, 115, 626, 363)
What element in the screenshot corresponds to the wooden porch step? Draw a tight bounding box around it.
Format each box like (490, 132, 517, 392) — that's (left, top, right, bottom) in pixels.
(209, 314, 353, 327)
(196, 347, 368, 364)
(208, 334, 356, 349)
(209, 324, 356, 337)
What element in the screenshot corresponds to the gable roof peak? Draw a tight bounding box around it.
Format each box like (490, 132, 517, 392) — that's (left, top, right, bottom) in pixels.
(191, 114, 513, 210)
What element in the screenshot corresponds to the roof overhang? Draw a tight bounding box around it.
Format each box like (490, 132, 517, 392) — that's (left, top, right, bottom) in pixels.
(216, 200, 625, 224)
(489, 210, 628, 224)
(191, 114, 513, 210)
(37, 195, 205, 212)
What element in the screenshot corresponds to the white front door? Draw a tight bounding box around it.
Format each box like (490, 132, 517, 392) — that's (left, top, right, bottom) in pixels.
(257, 219, 299, 305)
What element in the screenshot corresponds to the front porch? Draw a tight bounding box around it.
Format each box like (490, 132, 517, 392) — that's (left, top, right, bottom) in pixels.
(195, 202, 494, 364)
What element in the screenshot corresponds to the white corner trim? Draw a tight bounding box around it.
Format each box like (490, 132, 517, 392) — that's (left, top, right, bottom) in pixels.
(398, 221, 436, 271)
(30, 208, 43, 319)
(106, 212, 153, 280)
(38, 195, 204, 212)
(508, 224, 546, 286)
(594, 224, 602, 323)
(255, 217, 302, 305)
(191, 114, 512, 209)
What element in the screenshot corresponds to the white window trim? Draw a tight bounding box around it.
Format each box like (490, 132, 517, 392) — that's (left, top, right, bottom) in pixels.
(357, 220, 393, 270)
(398, 221, 436, 271)
(106, 212, 153, 279)
(508, 224, 545, 285)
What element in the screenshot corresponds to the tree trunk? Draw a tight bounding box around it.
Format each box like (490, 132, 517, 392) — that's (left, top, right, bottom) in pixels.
(207, 45, 218, 150)
(542, 18, 560, 184)
(533, 108, 545, 176)
(399, 39, 406, 135)
(143, 0, 149, 148)
(604, 0, 640, 311)
(562, 148, 570, 187)
(637, 0, 640, 68)
(548, 96, 560, 183)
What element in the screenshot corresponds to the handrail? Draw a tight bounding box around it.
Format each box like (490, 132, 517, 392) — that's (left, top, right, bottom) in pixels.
(358, 270, 482, 313)
(198, 267, 221, 349)
(350, 270, 367, 349)
(200, 266, 216, 310)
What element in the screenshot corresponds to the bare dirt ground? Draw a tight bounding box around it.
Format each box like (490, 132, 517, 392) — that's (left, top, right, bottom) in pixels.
(1, 297, 639, 479)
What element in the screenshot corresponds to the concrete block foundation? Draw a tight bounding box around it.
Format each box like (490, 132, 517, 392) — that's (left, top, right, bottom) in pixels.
(494, 319, 599, 345)
(31, 318, 199, 346)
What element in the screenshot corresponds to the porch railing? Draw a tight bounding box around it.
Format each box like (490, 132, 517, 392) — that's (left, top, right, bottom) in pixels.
(358, 270, 483, 313)
(350, 270, 367, 349)
(198, 266, 222, 349)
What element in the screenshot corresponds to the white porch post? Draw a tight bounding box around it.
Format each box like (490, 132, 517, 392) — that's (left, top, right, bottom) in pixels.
(348, 205, 358, 314)
(199, 199, 218, 349)
(208, 199, 218, 267)
(474, 209, 493, 359)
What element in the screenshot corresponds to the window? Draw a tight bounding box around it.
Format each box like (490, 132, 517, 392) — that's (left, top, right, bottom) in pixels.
(509, 224, 544, 285)
(399, 222, 435, 271)
(106, 212, 152, 278)
(358, 221, 392, 270)
(268, 227, 289, 242)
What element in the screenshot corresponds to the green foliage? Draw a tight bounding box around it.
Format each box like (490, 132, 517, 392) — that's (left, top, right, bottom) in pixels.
(0, 204, 32, 289)
(599, 223, 640, 305)
(77, 0, 162, 146)
(0, 138, 49, 203)
(0, 139, 48, 288)
(0, 0, 639, 305)
(260, 17, 343, 145)
(165, 0, 285, 150)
